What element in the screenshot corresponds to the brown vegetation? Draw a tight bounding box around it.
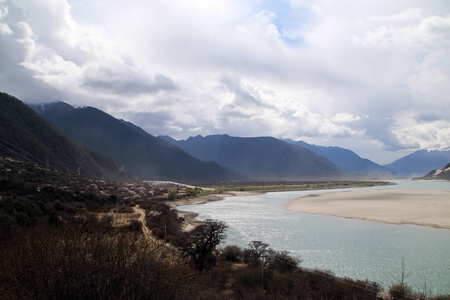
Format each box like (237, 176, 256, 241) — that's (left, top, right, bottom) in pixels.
(0, 215, 198, 300)
(1, 157, 449, 299)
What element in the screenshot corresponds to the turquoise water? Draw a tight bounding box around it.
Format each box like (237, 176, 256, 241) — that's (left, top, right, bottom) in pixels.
(177, 181, 450, 296)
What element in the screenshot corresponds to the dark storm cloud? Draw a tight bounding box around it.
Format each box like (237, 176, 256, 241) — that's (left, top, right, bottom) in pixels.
(360, 116, 413, 151)
(83, 70, 178, 96)
(414, 112, 442, 123)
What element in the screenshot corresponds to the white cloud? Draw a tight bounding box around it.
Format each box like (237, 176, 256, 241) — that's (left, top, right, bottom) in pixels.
(0, 0, 449, 163)
(368, 8, 423, 23)
(355, 12, 450, 51)
(331, 113, 361, 123)
(0, 22, 12, 35)
(395, 120, 450, 150)
(0, 3, 9, 20)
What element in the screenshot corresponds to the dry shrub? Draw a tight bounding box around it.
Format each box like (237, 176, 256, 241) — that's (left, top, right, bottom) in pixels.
(0, 214, 200, 300)
(127, 220, 142, 232)
(221, 245, 243, 262)
(118, 205, 133, 213)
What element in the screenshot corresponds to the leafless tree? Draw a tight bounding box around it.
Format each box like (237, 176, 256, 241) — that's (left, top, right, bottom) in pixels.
(178, 219, 227, 271)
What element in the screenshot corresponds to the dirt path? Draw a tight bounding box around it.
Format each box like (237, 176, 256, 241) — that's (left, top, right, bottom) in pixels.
(133, 205, 151, 239)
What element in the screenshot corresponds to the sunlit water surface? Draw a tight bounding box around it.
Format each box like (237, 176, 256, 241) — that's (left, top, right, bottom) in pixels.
(178, 181, 450, 295)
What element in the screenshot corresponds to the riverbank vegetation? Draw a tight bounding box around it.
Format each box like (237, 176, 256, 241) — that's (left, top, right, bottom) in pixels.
(177, 180, 391, 193)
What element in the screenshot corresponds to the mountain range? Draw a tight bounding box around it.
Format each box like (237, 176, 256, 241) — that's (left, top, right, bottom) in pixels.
(283, 139, 395, 177)
(31, 102, 242, 181)
(159, 134, 345, 179)
(0, 93, 132, 181)
(2, 91, 448, 181)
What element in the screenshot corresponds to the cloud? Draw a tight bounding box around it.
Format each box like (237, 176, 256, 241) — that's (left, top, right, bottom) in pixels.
(355, 11, 450, 51)
(331, 113, 361, 123)
(0, 22, 12, 34)
(0, 0, 178, 104)
(83, 68, 178, 96)
(0, 0, 449, 163)
(414, 112, 442, 123)
(395, 120, 450, 150)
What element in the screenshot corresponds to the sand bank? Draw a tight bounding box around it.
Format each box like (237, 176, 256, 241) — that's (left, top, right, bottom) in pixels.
(285, 189, 450, 229)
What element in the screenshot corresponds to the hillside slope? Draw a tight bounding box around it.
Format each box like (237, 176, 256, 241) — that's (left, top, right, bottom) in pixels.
(160, 135, 345, 180)
(0, 93, 131, 180)
(415, 163, 450, 181)
(32, 102, 243, 181)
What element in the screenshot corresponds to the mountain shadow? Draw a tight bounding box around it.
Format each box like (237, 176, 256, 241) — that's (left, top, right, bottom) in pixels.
(0, 92, 132, 181)
(160, 134, 346, 180)
(32, 102, 243, 181)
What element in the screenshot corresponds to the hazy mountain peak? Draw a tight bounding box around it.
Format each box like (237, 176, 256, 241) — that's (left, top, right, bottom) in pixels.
(384, 149, 450, 177)
(283, 139, 394, 177)
(166, 134, 345, 180)
(30, 101, 75, 115)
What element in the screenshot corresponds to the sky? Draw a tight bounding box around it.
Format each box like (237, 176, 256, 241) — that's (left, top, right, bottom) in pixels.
(1, 0, 449, 165)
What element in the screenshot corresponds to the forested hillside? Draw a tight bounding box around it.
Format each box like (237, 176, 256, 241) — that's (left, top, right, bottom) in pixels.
(0, 93, 131, 181)
(33, 102, 244, 181)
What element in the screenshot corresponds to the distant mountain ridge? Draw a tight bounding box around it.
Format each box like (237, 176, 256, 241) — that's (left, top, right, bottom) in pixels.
(283, 139, 395, 177)
(159, 134, 345, 180)
(32, 102, 243, 181)
(0, 92, 131, 181)
(384, 149, 450, 177)
(415, 163, 450, 181)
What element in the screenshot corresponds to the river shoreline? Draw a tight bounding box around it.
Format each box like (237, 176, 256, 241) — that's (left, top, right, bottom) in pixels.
(167, 181, 393, 231)
(169, 182, 450, 231)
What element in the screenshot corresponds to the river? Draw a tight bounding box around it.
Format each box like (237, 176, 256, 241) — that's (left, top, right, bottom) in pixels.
(177, 180, 450, 296)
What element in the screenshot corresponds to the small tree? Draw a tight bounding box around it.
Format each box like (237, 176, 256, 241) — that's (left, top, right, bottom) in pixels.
(243, 241, 269, 266)
(179, 219, 227, 270)
(266, 249, 301, 273)
(389, 260, 413, 300)
(167, 190, 178, 200)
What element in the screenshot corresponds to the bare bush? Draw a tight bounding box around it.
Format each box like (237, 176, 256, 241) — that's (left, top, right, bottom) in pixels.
(0, 214, 200, 300)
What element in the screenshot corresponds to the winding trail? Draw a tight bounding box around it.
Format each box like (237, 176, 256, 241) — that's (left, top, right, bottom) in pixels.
(133, 205, 151, 239)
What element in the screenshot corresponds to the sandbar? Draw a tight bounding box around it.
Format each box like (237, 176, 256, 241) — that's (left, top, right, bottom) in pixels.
(284, 189, 450, 229)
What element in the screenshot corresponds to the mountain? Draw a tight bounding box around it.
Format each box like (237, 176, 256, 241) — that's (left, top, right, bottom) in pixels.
(283, 139, 395, 177)
(32, 102, 243, 181)
(415, 163, 450, 181)
(0, 92, 131, 181)
(159, 134, 345, 180)
(384, 149, 450, 178)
